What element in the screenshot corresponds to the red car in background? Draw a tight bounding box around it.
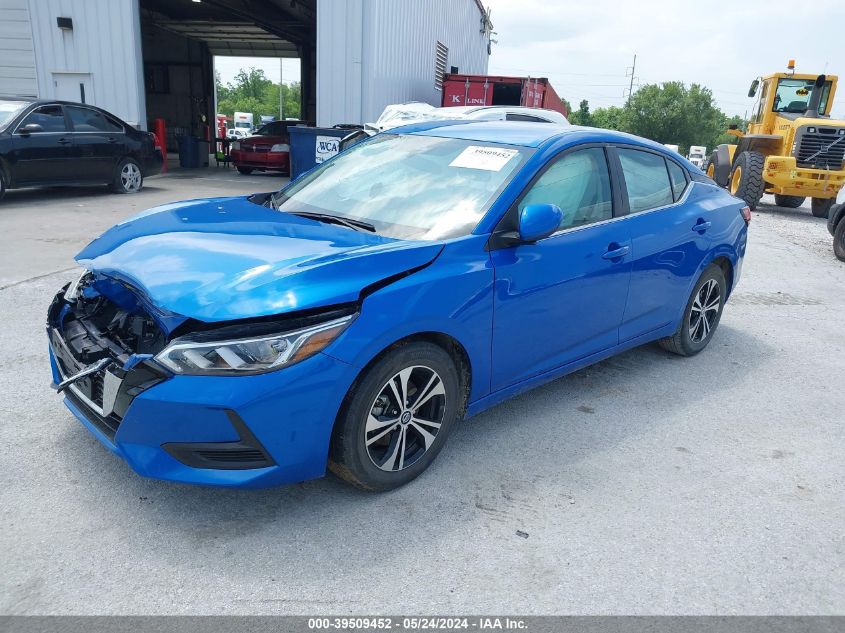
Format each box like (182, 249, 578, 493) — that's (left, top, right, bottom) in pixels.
(230, 120, 304, 175)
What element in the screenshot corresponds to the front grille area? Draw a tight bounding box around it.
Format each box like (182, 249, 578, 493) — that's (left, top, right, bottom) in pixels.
(48, 286, 169, 440)
(242, 144, 271, 153)
(795, 127, 845, 169)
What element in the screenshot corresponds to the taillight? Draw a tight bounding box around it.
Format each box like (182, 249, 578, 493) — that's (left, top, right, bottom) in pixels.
(740, 206, 752, 226)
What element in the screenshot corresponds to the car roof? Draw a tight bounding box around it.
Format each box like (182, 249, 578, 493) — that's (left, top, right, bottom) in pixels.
(435, 105, 568, 121)
(392, 120, 677, 154)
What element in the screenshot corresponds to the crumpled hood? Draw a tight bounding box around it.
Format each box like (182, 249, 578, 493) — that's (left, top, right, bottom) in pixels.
(76, 195, 442, 324)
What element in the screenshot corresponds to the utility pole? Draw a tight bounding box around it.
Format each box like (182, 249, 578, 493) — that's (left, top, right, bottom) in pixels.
(279, 58, 284, 120)
(624, 54, 638, 100)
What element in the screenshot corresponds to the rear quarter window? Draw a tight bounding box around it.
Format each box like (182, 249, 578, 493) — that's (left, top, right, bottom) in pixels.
(666, 160, 689, 201)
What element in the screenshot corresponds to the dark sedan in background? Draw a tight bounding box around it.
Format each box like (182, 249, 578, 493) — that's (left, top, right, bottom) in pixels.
(230, 120, 305, 175)
(0, 98, 162, 200)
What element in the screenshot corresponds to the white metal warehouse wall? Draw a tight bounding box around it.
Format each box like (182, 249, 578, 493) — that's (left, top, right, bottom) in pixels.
(17, 0, 146, 127)
(316, 0, 489, 126)
(0, 0, 38, 97)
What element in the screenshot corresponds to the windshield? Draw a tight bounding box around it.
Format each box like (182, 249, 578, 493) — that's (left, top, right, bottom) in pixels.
(0, 100, 28, 130)
(255, 122, 296, 136)
(275, 134, 531, 240)
(773, 78, 832, 114)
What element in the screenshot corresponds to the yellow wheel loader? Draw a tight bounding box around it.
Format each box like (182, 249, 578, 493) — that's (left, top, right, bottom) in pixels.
(705, 62, 845, 218)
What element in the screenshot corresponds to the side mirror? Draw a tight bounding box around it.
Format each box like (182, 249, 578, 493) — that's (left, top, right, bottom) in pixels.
(518, 203, 562, 243)
(19, 123, 44, 135)
(748, 79, 759, 98)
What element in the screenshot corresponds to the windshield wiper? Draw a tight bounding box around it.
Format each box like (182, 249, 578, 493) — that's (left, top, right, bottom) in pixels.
(286, 210, 377, 233)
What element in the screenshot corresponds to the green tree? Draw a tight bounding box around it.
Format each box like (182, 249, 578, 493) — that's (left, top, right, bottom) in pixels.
(569, 99, 593, 125)
(591, 106, 626, 131)
(569, 99, 592, 126)
(622, 81, 724, 154)
(215, 66, 301, 123)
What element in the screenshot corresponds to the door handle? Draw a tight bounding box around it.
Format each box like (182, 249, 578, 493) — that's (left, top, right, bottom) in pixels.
(693, 220, 712, 233)
(57, 137, 71, 145)
(602, 245, 631, 260)
(108, 137, 119, 143)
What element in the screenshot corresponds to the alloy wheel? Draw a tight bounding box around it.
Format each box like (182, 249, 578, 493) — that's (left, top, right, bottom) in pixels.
(688, 278, 721, 343)
(365, 365, 446, 472)
(121, 163, 142, 192)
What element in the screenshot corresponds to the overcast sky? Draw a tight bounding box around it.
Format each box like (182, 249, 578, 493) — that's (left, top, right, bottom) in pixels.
(484, 0, 845, 119)
(215, 0, 844, 119)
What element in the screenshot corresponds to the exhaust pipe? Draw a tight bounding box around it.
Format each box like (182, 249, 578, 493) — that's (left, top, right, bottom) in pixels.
(803, 74, 827, 118)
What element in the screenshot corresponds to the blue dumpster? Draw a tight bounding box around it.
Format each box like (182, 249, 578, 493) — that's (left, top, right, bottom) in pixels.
(288, 126, 356, 180)
(177, 136, 200, 168)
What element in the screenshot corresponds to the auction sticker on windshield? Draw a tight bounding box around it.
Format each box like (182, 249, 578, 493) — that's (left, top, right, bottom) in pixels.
(449, 145, 519, 171)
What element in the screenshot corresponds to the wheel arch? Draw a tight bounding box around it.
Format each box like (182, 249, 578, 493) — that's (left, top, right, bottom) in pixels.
(711, 255, 735, 298)
(336, 331, 473, 426)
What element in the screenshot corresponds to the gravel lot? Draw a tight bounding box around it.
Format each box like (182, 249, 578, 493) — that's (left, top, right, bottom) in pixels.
(1, 173, 843, 615)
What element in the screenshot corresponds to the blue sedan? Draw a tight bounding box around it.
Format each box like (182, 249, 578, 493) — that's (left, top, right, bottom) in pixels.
(47, 121, 749, 490)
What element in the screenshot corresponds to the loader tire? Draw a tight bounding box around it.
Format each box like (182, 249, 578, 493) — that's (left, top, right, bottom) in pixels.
(729, 151, 766, 210)
(774, 194, 805, 209)
(811, 197, 834, 219)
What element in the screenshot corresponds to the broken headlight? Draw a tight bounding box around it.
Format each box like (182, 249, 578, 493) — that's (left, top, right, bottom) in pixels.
(154, 315, 353, 375)
(64, 269, 90, 302)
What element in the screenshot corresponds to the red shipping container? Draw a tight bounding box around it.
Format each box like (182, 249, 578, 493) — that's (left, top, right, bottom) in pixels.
(441, 74, 569, 118)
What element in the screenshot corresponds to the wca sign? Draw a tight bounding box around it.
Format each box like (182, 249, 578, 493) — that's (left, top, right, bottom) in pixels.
(315, 136, 340, 163)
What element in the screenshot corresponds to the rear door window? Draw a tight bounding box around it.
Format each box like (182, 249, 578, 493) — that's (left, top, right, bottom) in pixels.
(67, 106, 123, 132)
(618, 149, 674, 213)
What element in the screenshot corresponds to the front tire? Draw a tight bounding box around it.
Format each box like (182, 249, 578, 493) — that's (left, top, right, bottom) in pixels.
(729, 151, 766, 210)
(329, 342, 462, 491)
(811, 197, 834, 219)
(659, 265, 727, 357)
(236, 167, 254, 175)
(111, 157, 143, 194)
(0, 167, 6, 201)
(774, 194, 805, 209)
(834, 218, 845, 262)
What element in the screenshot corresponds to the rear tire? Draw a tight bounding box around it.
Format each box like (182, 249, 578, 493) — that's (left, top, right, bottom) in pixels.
(329, 342, 462, 491)
(834, 218, 845, 262)
(774, 194, 805, 209)
(110, 157, 143, 194)
(729, 151, 766, 210)
(658, 265, 727, 357)
(236, 167, 254, 175)
(0, 167, 6, 201)
(811, 197, 834, 219)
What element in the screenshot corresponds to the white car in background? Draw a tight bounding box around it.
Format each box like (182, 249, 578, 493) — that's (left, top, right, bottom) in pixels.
(338, 103, 570, 151)
(226, 128, 251, 140)
(369, 102, 569, 132)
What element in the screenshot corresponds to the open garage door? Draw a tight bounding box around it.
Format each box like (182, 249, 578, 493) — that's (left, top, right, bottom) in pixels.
(139, 0, 315, 152)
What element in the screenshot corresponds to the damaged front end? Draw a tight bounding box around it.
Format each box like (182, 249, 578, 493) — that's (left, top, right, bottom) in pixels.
(46, 270, 171, 441)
